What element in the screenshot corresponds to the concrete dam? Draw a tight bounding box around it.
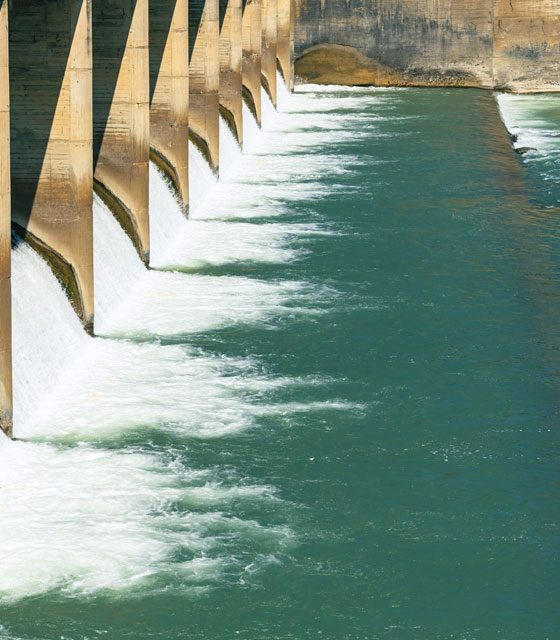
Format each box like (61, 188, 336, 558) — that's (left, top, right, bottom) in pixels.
(0, 2, 559, 636)
(0, 1, 558, 437)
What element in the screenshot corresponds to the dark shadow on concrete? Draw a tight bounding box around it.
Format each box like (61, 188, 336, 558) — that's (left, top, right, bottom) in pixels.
(149, 0, 177, 104)
(218, 0, 228, 32)
(93, 0, 136, 170)
(9, 0, 80, 228)
(188, 0, 205, 59)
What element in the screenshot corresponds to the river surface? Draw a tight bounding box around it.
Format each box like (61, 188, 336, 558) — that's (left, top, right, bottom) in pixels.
(1, 88, 559, 639)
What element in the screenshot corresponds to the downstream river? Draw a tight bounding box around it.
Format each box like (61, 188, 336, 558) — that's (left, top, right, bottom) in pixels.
(1, 87, 559, 639)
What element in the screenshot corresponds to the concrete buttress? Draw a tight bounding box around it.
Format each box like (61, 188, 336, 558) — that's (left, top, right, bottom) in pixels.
(219, 0, 243, 146)
(93, 0, 150, 264)
(189, 0, 220, 172)
(9, 0, 94, 331)
(150, 0, 190, 208)
(241, 0, 262, 126)
(276, 0, 294, 90)
(0, 0, 11, 437)
(261, 0, 277, 105)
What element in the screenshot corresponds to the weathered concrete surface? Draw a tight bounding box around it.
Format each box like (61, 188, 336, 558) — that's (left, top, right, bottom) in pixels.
(219, 0, 243, 145)
(93, 0, 150, 263)
(150, 0, 190, 208)
(10, 0, 94, 330)
(493, 0, 560, 92)
(242, 0, 262, 125)
(261, 0, 278, 104)
(294, 1, 560, 91)
(277, 0, 294, 90)
(190, 0, 220, 171)
(0, 0, 11, 437)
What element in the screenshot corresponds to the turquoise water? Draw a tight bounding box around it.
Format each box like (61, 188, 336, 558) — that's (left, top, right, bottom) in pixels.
(2, 88, 560, 639)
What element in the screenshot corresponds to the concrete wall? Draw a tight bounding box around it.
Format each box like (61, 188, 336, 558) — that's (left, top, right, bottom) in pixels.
(493, 0, 560, 92)
(9, 0, 94, 330)
(93, 0, 150, 264)
(190, 0, 220, 171)
(242, 0, 262, 125)
(150, 0, 190, 208)
(219, 0, 243, 145)
(261, 0, 278, 104)
(294, 0, 560, 91)
(0, 0, 11, 437)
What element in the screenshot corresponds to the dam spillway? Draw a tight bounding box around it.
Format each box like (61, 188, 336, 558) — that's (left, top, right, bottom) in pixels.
(1, 1, 560, 638)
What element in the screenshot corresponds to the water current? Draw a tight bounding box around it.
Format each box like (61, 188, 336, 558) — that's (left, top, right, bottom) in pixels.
(1, 85, 559, 639)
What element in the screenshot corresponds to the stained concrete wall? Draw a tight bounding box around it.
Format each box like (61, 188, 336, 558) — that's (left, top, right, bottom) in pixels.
(9, 0, 94, 330)
(242, 0, 262, 125)
(294, 0, 560, 91)
(493, 0, 560, 92)
(190, 0, 220, 171)
(219, 0, 243, 145)
(150, 0, 190, 208)
(0, 0, 11, 437)
(261, 0, 278, 104)
(93, 0, 150, 264)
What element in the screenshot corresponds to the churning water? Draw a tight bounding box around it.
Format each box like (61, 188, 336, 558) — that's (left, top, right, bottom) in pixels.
(2, 83, 560, 639)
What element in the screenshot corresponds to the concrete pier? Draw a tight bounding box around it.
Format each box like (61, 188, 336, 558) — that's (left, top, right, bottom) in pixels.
(0, 0, 11, 437)
(276, 0, 294, 90)
(10, 0, 94, 331)
(189, 0, 220, 172)
(241, 0, 262, 125)
(150, 0, 190, 208)
(93, 0, 150, 264)
(219, 0, 243, 146)
(261, 0, 277, 105)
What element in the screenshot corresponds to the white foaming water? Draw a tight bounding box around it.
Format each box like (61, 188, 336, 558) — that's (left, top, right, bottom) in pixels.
(149, 161, 189, 265)
(243, 102, 262, 153)
(24, 341, 340, 441)
(94, 196, 321, 339)
(100, 271, 326, 340)
(0, 435, 293, 603)
(2, 79, 375, 604)
(496, 93, 560, 207)
(496, 93, 556, 152)
(189, 143, 217, 214)
(153, 220, 316, 270)
(93, 194, 146, 333)
(219, 115, 242, 178)
(261, 86, 277, 129)
(11, 240, 89, 427)
(276, 71, 291, 110)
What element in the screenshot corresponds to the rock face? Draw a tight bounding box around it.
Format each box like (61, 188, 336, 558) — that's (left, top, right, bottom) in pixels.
(294, 0, 560, 92)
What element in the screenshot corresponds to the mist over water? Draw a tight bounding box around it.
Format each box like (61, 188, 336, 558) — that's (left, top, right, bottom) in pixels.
(2, 83, 560, 639)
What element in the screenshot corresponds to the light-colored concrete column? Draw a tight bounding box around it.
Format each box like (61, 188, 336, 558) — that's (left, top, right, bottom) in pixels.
(261, 0, 277, 105)
(10, 0, 94, 331)
(0, 0, 11, 438)
(150, 0, 189, 208)
(219, 0, 243, 145)
(276, 0, 294, 90)
(189, 0, 220, 172)
(93, 0, 150, 263)
(242, 0, 262, 125)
